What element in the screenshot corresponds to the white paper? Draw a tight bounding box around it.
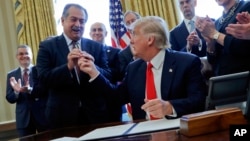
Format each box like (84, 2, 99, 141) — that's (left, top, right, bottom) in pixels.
(129, 118, 180, 134)
(77, 118, 180, 140)
(50, 137, 78, 141)
(77, 123, 135, 141)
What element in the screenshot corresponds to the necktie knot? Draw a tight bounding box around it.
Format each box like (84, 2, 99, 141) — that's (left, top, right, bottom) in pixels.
(71, 41, 79, 49)
(147, 62, 153, 70)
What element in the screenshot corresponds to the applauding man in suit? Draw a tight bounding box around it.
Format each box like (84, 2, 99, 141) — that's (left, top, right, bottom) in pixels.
(170, 0, 207, 57)
(78, 16, 206, 120)
(6, 45, 48, 137)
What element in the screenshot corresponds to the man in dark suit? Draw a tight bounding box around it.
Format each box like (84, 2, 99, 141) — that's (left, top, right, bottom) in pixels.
(78, 16, 207, 120)
(89, 22, 122, 122)
(170, 0, 207, 57)
(118, 10, 141, 79)
(6, 45, 48, 137)
(89, 22, 121, 83)
(36, 3, 112, 129)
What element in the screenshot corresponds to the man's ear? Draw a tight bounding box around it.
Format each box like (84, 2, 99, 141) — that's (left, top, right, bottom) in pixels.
(147, 35, 155, 46)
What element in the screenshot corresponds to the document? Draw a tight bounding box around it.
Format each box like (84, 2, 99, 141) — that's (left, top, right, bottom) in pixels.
(77, 118, 180, 141)
(50, 137, 78, 141)
(129, 118, 180, 134)
(77, 123, 135, 140)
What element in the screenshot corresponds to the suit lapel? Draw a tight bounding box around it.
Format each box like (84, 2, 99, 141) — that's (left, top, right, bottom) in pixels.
(161, 49, 176, 100)
(80, 38, 90, 52)
(15, 68, 25, 86)
(180, 21, 189, 37)
(29, 69, 33, 86)
(57, 35, 70, 61)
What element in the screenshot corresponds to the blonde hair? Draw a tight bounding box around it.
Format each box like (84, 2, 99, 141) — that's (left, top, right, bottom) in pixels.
(132, 16, 170, 49)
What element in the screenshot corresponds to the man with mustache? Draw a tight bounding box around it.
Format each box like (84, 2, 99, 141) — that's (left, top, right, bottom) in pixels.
(36, 3, 112, 129)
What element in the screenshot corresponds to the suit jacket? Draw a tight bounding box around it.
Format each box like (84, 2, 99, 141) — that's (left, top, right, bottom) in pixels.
(118, 45, 134, 80)
(36, 35, 111, 129)
(170, 21, 207, 57)
(103, 45, 123, 122)
(104, 45, 121, 83)
(92, 49, 207, 120)
(6, 66, 47, 130)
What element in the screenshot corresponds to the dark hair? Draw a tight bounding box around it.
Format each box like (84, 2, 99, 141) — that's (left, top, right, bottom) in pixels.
(62, 3, 88, 22)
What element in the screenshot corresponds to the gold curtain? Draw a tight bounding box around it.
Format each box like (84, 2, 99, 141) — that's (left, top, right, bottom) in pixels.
(120, 0, 182, 30)
(12, 0, 57, 64)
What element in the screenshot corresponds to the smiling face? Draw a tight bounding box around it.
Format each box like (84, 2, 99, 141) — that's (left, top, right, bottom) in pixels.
(16, 46, 32, 68)
(89, 22, 107, 44)
(61, 6, 87, 41)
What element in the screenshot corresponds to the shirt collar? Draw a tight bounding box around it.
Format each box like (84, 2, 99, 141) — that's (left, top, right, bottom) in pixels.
(184, 16, 197, 25)
(63, 33, 80, 46)
(150, 49, 165, 69)
(20, 64, 33, 72)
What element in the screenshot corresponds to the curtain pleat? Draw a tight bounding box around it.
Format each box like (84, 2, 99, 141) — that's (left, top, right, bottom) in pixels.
(12, 0, 57, 64)
(120, 0, 181, 30)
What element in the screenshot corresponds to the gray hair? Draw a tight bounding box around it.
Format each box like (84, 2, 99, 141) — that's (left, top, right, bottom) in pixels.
(123, 10, 141, 24)
(62, 3, 88, 23)
(132, 16, 170, 49)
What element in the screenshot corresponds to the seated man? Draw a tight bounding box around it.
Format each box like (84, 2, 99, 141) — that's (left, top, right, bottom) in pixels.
(78, 16, 207, 120)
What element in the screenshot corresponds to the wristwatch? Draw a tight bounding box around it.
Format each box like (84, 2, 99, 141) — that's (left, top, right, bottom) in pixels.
(213, 32, 220, 40)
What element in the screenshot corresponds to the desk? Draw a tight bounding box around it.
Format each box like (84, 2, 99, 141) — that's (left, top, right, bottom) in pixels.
(18, 122, 229, 141)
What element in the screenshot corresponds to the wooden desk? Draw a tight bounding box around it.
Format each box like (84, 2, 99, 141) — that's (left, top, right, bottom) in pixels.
(18, 122, 229, 141)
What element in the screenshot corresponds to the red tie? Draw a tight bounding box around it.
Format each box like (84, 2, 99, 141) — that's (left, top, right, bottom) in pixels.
(23, 68, 29, 85)
(146, 62, 158, 120)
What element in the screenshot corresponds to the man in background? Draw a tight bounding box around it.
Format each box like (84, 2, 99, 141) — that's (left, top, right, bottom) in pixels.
(119, 10, 141, 79)
(118, 10, 142, 120)
(170, 0, 207, 57)
(6, 45, 48, 137)
(170, 0, 213, 82)
(89, 22, 121, 83)
(89, 22, 123, 122)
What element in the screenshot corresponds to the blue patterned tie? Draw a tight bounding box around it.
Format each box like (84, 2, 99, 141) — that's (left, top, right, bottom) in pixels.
(189, 20, 195, 32)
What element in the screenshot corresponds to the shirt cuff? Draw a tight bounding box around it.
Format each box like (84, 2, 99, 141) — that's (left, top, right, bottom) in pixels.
(89, 72, 100, 82)
(14, 91, 19, 98)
